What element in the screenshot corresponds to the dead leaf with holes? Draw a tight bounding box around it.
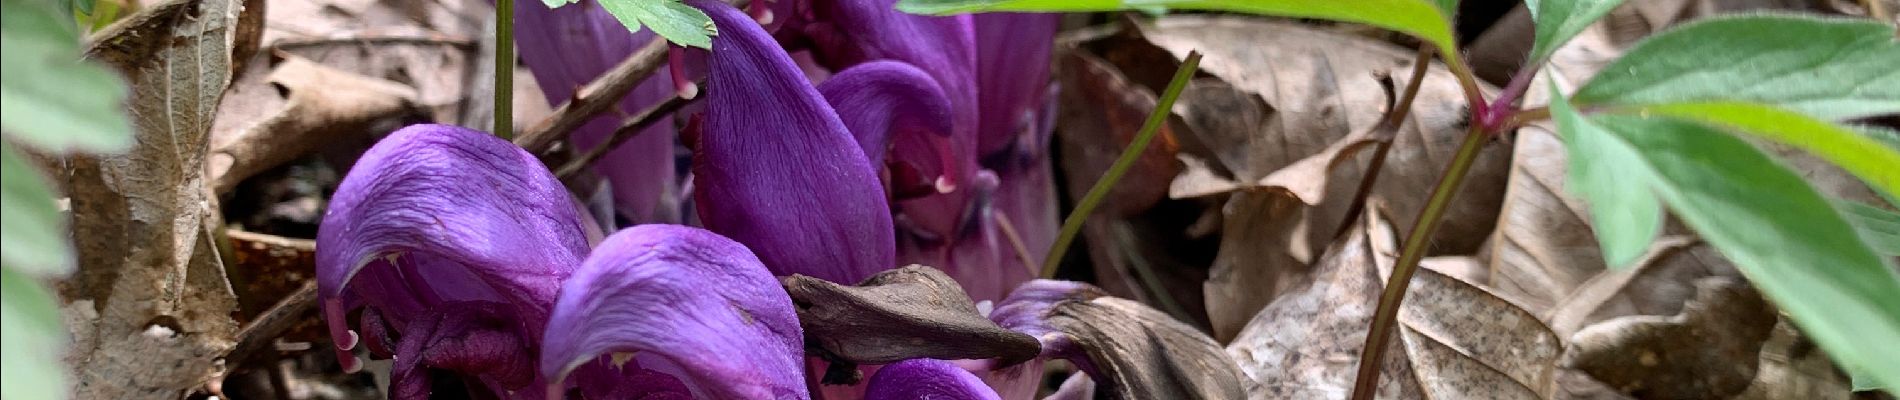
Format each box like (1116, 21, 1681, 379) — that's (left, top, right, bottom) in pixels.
(62, 0, 245, 397)
(1225, 206, 1562, 399)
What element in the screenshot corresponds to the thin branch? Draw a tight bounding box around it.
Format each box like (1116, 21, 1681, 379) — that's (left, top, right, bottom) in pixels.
(1333, 45, 1434, 240)
(226, 281, 319, 368)
(1040, 51, 1203, 279)
(553, 91, 696, 179)
(269, 35, 477, 49)
(514, 39, 671, 153)
(992, 212, 1041, 278)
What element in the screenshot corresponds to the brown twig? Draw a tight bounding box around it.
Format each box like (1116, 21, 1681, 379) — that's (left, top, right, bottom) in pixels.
(226, 281, 319, 368)
(270, 35, 477, 49)
(552, 91, 696, 179)
(514, 39, 671, 153)
(1333, 45, 1434, 240)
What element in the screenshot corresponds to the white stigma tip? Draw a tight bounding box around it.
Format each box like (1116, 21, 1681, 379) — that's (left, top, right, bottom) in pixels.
(678, 82, 700, 100)
(934, 176, 956, 193)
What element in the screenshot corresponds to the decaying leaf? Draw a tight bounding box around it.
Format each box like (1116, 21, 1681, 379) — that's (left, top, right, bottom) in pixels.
(208, 54, 423, 194)
(1053, 37, 1183, 218)
(262, 0, 486, 124)
(1732, 319, 1861, 399)
(1227, 206, 1561, 399)
(1039, 286, 1247, 399)
(1564, 277, 1778, 399)
(1203, 190, 1305, 342)
(1139, 16, 1509, 256)
(782, 265, 1040, 366)
(63, 0, 245, 397)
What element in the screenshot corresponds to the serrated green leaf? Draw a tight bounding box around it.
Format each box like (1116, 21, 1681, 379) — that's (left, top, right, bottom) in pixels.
(1524, 0, 1624, 64)
(1, 268, 69, 400)
(0, 144, 73, 277)
(894, 0, 1458, 56)
(1630, 102, 1900, 197)
(1, 0, 132, 153)
(1572, 15, 1900, 120)
(1839, 201, 1900, 256)
(1582, 114, 1900, 393)
(1550, 81, 1661, 268)
(599, 0, 714, 49)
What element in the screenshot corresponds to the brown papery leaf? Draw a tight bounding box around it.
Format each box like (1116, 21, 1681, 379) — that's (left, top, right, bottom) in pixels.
(1565, 278, 1778, 399)
(782, 265, 1040, 366)
(63, 0, 245, 397)
(1054, 35, 1183, 218)
(262, 0, 486, 124)
(1046, 291, 1247, 399)
(208, 54, 422, 194)
(1227, 206, 1561, 399)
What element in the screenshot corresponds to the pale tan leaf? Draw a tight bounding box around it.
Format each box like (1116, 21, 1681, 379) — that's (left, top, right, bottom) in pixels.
(1564, 278, 1778, 399)
(1204, 191, 1306, 342)
(64, 0, 244, 397)
(207, 54, 422, 194)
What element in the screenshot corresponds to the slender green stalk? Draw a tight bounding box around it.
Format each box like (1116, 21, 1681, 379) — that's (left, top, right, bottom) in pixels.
(1349, 122, 1489, 399)
(494, 0, 515, 139)
(1347, 47, 1497, 400)
(1039, 51, 1202, 279)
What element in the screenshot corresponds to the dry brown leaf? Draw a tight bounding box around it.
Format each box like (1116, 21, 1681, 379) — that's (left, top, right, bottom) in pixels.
(1732, 319, 1861, 399)
(208, 54, 422, 194)
(1564, 278, 1778, 399)
(1226, 206, 1561, 399)
(1139, 17, 1509, 256)
(1047, 292, 1247, 399)
(781, 265, 1040, 367)
(63, 0, 245, 397)
(262, 0, 486, 124)
(1054, 40, 1183, 218)
(1204, 191, 1305, 342)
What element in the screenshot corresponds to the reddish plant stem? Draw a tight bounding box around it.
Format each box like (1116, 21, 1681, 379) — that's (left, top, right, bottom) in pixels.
(1333, 45, 1435, 240)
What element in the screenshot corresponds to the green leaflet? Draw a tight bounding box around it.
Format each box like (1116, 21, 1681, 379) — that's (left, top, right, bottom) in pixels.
(1523, 0, 1624, 64)
(894, 0, 1460, 57)
(1572, 15, 1900, 120)
(1, 269, 69, 400)
(1633, 102, 1900, 197)
(1550, 82, 1661, 268)
(1839, 201, 1900, 256)
(0, 0, 132, 153)
(0, 144, 72, 277)
(597, 0, 714, 49)
(1563, 113, 1900, 392)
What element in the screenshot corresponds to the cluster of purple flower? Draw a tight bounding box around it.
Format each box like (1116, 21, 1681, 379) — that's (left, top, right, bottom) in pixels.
(315, 0, 1084, 398)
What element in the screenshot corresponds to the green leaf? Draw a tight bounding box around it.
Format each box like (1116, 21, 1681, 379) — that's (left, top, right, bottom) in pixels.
(894, 0, 1459, 56)
(1581, 114, 1900, 393)
(1631, 102, 1900, 197)
(0, 144, 73, 277)
(1839, 201, 1900, 256)
(1, 0, 132, 153)
(1550, 81, 1661, 267)
(1, 268, 69, 400)
(1571, 15, 1900, 120)
(599, 0, 714, 49)
(1523, 0, 1625, 63)
(72, 0, 90, 14)
(540, 0, 577, 8)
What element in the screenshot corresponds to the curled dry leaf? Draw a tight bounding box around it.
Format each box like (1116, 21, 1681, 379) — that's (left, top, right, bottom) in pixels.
(262, 0, 486, 124)
(1227, 206, 1561, 399)
(209, 54, 423, 194)
(1042, 289, 1247, 399)
(63, 0, 244, 397)
(1203, 190, 1304, 342)
(782, 265, 1040, 366)
(1564, 277, 1778, 399)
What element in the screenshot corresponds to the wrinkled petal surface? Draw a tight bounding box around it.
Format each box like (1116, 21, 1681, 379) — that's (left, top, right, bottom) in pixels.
(317, 124, 590, 353)
(389, 302, 536, 400)
(864, 359, 1001, 400)
(688, 0, 894, 283)
(973, 12, 1060, 157)
(516, 1, 678, 223)
(540, 224, 806, 400)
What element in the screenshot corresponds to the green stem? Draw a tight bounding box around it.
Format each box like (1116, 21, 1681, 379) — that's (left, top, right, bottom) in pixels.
(1040, 51, 1202, 279)
(494, 0, 515, 139)
(1347, 48, 1497, 400)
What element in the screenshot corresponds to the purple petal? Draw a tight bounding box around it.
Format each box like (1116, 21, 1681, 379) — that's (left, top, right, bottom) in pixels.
(515, 1, 678, 224)
(802, 0, 979, 238)
(864, 359, 1001, 400)
(317, 124, 590, 360)
(687, 0, 895, 283)
(539, 224, 806, 400)
(973, 13, 1060, 158)
(816, 60, 954, 169)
